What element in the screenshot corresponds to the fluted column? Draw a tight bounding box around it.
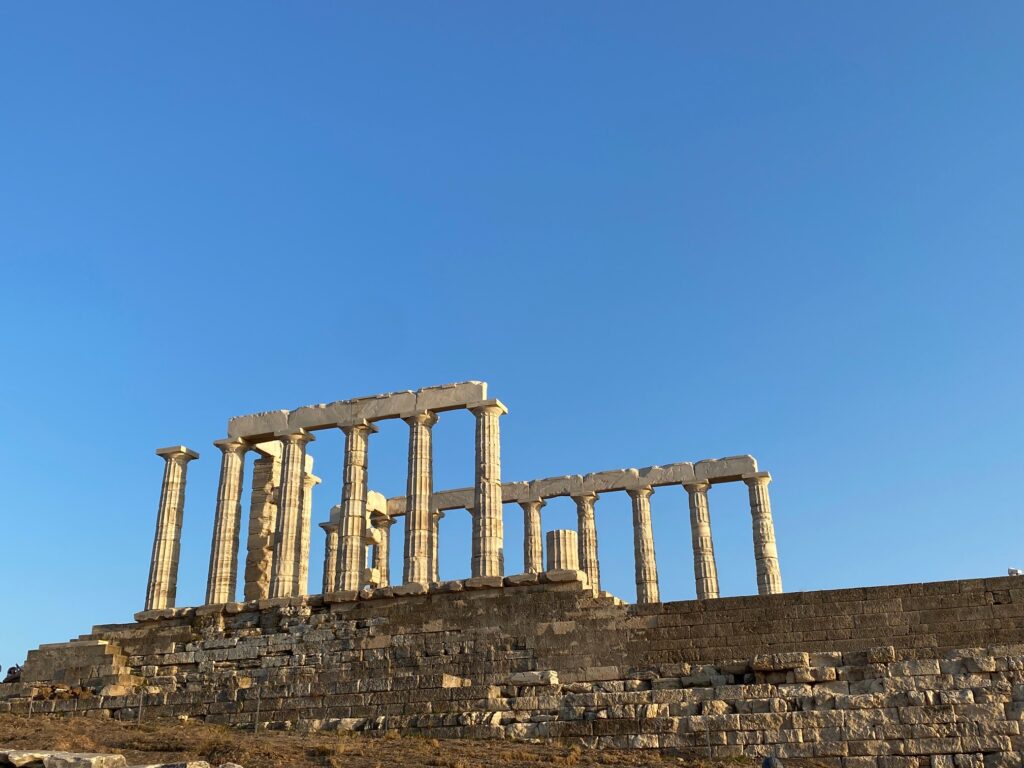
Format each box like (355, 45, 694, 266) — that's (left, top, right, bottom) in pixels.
(297, 465, 320, 596)
(145, 446, 199, 611)
(205, 438, 249, 605)
(470, 400, 507, 578)
(320, 517, 339, 594)
(269, 429, 315, 598)
(335, 420, 377, 591)
(371, 512, 393, 587)
(519, 500, 544, 574)
(546, 529, 579, 571)
(628, 486, 660, 604)
(403, 411, 437, 586)
(684, 481, 720, 600)
(745, 472, 783, 595)
(573, 493, 601, 593)
(429, 507, 445, 583)
(243, 445, 281, 602)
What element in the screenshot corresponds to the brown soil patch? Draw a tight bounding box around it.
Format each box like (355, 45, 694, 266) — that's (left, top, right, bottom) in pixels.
(0, 714, 757, 768)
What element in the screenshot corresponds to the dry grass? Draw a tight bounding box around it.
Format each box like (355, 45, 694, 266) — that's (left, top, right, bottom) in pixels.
(0, 713, 763, 768)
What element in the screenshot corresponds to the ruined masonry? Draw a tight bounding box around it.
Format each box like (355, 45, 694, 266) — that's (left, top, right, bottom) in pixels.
(4, 381, 1024, 768)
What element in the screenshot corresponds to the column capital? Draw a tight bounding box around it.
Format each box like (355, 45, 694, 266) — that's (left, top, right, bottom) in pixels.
(156, 445, 199, 462)
(303, 472, 322, 488)
(626, 485, 654, 500)
(371, 510, 394, 528)
(338, 419, 379, 435)
(572, 492, 599, 506)
(319, 520, 339, 533)
(431, 508, 446, 521)
(401, 410, 439, 428)
(519, 498, 547, 510)
(468, 399, 508, 416)
(213, 437, 249, 456)
(743, 471, 772, 487)
(274, 428, 316, 446)
(683, 480, 711, 494)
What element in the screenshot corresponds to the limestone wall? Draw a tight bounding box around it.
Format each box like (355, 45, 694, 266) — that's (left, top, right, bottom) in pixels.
(4, 574, 1024, 766)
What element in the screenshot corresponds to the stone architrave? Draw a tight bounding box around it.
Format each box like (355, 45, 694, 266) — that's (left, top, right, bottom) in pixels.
(684, 481, 720, 600)
(269, 429, 315, 598)
(145, 446, 199, 611)
(628, 486, 660, 604)
(296, 461, 320, 596)
(320, 518, 339, 594)
(402, 411, 437, 586)
(336, 420, 377, 591)
(572, 493, 600, 594)
(546, 529, 579, 571)
(243, 446, 281, 602)
(205, 438, 249, 605)
(371, 512, 393, 587)
(519, 500, 544, 574)
(470, 400, 507, 578)
(429, 507, 445, 583)
(744, 472, 783, 595)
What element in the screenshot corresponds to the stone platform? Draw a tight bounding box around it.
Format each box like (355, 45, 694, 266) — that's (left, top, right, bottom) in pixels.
(4, 572, 1024, 765)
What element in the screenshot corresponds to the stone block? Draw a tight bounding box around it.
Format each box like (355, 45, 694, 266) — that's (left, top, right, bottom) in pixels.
(464, 576, 503, 590)
(529, 475, 585, 498)
(581, 468, 639, 494)
(227, 409, 289, 439)
(694, 455, 758, 482)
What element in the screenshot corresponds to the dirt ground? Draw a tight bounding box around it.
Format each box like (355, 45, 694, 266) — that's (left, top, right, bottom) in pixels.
(0, 714, 757, 768)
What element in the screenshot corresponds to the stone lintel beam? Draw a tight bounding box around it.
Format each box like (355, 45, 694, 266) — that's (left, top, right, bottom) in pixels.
(226, 381, 488, 440)
(384, 455, 764, 514)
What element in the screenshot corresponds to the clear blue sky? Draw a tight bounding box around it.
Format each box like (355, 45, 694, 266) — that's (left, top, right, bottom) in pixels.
(1, 3, 1022, 670)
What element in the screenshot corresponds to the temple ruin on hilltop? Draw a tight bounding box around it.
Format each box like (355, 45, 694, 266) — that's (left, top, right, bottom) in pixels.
(143, 380, 782, 617)
(7, 381, 1024, 765)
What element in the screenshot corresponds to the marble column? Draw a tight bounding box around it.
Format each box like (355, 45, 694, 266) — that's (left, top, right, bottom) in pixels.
(205, 438, 249, 605)
(573, 493, 601, 594)
(243, 445, 281, 602)
(402, 411, 437, 586)
(546, 529, 579, 571)
(470, 400, 507, 578)
(744, 472, 783, 595)
(684, 481, 720, 600)
(269, 429, 315, 599)
(336, 420, 377, 592)
(297, 463, 320, 596)
(429, 507, 445, 583)
(145, 446, 199, 611)
(519, 500, 544, 574)
(371, 512, 393, 587)
(319, 517, 339, 594)
(628, 486, 660, 604)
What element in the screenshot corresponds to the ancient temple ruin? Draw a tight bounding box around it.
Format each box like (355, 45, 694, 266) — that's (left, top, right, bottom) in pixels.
(8, 380, 1022, 764)
(143, 380, 782, 616)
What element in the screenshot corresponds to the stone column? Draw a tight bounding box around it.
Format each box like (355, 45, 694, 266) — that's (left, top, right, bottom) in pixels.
(145, 446, 199, 611)
(336, 420, 377, 592)
(243, 444, 281, 602)
(519, 500, 544, 574)
(684, 481, 720, 600)
(546, 529, 579, 571)
(402, 411, 437, 586)
(371, 512, 393, 587)
(205, 438, 249, 605)
(296, 462, 320, 596)
(744, 472, 783, 595)
(573, 493, 601, 593)
(470, 400, 507, 578)
(628, 486, 660, 604)
(319, 517, 339, 594)
(429, 507, 445, 583)
(269, 429, 315, 599)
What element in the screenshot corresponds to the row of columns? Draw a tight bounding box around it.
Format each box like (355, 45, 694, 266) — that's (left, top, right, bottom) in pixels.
(145, 400, 507, 610)
(514, 473, 782, 604)
(145, 418, 780, 611)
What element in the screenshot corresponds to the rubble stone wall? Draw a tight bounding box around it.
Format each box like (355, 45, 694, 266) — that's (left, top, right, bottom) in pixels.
(4, 574, 1024, 767)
